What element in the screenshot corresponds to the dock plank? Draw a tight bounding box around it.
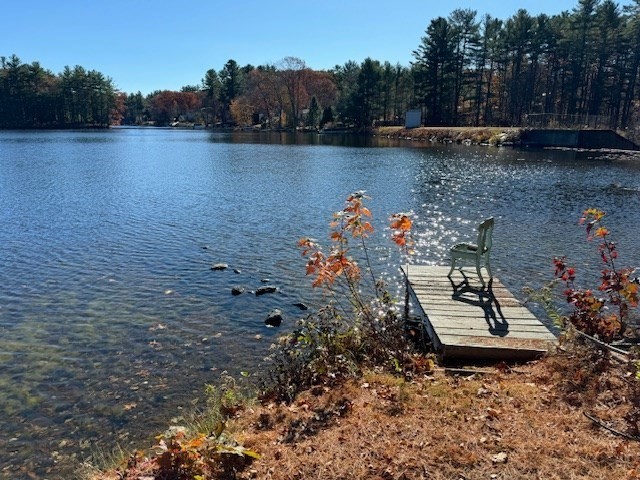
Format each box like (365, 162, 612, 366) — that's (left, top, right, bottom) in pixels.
(402, 265, 557, 361)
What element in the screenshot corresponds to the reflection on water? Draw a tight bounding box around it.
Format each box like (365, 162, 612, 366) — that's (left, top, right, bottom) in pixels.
(0, 128, 639, 476)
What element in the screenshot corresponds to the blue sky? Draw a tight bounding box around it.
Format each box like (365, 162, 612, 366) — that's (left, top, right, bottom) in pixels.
(2, 0, 633, 95)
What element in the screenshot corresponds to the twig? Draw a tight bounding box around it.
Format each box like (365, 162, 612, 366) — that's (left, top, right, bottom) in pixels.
(443, 367, 493, 376)
(572, 328, 629, 362)
(359, 236, 378, 289)
(583, 412, 640, 442)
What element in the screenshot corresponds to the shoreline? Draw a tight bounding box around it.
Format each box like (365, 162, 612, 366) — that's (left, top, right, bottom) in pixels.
(9, 124, 636, 152)
(86, 355, 640, 479)
(372, 126, 523, 146)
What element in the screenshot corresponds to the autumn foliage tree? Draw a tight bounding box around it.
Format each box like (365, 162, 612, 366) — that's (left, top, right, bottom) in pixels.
(229, 97, 254, 126)
(244, 67, 284, 128)
(277, 57, 309, 128)
(148, 90, 200, 126)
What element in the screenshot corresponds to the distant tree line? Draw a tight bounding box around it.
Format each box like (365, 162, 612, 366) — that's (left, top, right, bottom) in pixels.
(3, 0, 640, 131)
(0, 54, 117, 128)
(412, 0, 640, 128)
(116, 56, 415, 129)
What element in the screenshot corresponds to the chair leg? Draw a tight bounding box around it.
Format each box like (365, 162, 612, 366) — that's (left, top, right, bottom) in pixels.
(476, 258, 485, 288)
(448, 257, 456, 278)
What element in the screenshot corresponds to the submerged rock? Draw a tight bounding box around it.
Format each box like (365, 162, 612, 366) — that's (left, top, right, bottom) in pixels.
(265, 309, 283, 327)
(231, 287, 245, 296)
(255, 285, 277, 296)
(292, 302, 309, 310)
(211, 263, 229, 271)
(233, 268, 242, 274)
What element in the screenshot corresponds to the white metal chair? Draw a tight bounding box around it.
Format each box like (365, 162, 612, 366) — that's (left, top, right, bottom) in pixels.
(448, 217, 494, 288)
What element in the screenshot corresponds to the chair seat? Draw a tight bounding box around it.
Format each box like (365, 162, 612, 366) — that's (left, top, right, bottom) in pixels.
(451, 243, 480, 253)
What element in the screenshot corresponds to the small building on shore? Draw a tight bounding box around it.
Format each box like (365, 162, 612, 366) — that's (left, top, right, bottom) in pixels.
(405, 110, 421, 129)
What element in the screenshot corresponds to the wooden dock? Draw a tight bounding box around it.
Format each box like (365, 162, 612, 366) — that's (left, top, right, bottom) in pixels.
(402, 265, 557, 361)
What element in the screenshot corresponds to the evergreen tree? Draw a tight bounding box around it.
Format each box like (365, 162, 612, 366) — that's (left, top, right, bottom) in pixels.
(320, 105, 334, 128)
(413, 17, 457, 125)
(332, 60, 361, 125)
(202, 68, 221, 124)
(306, 96, 320, 128)
(589, 1, 622, 120)
(219, 59, 244, 123)
(352, 57, 382, 127)
(621, 0, 640, 126)
(449, 9, 479, 124)
(567, 0, 598, 114)
(502, 9, 536, 124)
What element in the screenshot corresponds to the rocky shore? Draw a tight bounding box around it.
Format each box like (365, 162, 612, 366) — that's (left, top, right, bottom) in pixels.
(373, 126, 523, 146)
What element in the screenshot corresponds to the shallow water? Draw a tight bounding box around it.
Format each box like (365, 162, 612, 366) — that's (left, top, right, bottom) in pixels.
(1, 128, 639, 476)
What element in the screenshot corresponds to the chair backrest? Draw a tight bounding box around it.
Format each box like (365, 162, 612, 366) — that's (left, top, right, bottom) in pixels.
(476, 217, 494, 254)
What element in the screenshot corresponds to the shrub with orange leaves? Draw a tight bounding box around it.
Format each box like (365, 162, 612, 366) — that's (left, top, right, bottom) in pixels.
(390, 212, 414, 250)
(554, 208, 639, 342)
(263, 192, 415, 403)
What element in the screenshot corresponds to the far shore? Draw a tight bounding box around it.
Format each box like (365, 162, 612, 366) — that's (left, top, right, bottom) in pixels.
(155, 123, 524, 146)
(372, 125, 522, 146)
(107, 123, 640, 151)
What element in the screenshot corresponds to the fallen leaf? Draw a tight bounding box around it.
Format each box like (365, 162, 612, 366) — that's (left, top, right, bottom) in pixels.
(491, 452, 508, 464)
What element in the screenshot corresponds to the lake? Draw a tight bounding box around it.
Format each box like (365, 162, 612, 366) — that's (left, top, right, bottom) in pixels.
(1, 128, 639, 477)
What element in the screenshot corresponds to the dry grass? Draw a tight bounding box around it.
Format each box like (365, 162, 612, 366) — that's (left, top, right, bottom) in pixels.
(231, 358, 639, 480)
(88, 352, 640, 480)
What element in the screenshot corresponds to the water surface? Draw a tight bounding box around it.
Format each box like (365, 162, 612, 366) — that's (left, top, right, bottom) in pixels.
(1, 128, 639, 477)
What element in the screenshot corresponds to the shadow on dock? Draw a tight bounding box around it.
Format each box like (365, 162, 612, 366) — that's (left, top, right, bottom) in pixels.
(402, 265, 557, 362)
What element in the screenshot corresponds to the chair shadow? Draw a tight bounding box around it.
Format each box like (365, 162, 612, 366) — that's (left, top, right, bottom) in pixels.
(447, 273, 509, 337)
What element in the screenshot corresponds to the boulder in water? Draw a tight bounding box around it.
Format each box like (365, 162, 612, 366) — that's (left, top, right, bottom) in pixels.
(256, 285, 277, 296)
(265, 309, 283, 327)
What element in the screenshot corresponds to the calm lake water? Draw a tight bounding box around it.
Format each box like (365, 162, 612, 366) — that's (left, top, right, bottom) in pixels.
(1, 128, 640, 477)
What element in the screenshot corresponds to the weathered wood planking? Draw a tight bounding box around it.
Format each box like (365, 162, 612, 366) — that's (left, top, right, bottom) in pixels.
(402, 265, 557, 361)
